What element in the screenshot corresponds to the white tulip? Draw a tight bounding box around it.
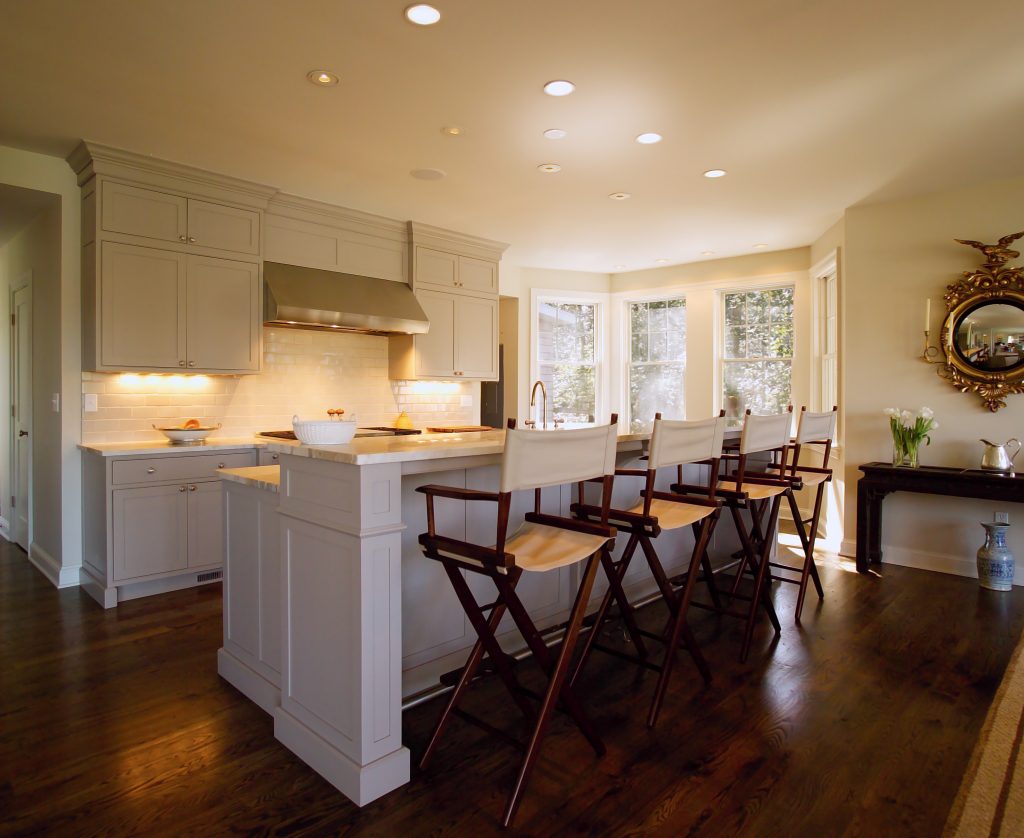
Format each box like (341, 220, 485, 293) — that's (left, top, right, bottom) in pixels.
(900, 410, 914, 424)
(918, 407, 934, 420)
(883, 407, 899, 417)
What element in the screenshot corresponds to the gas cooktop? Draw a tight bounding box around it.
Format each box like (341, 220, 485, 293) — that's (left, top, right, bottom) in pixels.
(258, 427, 422, 441)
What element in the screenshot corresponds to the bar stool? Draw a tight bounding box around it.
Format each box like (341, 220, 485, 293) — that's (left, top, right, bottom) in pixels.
(769, 406, 838, 623)
(699, 410, 794, 662)
(570, 413, 726, 727)
(416, 420, 619, 829)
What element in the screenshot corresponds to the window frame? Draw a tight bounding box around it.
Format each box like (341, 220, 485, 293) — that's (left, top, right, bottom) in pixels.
(622, 292, 688, 433)
(530, 288, 609, 424)
(715, 281, 796, 419)
(810, 251, 839, 414)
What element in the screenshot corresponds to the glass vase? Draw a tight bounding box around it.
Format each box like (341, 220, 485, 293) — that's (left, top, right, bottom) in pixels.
(892, 438, 920, 467)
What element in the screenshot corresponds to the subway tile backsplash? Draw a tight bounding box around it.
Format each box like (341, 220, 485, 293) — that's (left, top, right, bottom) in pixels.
(81, 328, 479, 443)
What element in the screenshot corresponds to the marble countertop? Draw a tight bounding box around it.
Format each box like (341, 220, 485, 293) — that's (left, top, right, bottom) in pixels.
(217, 464, 281, 492)
(78, 437, 271, 456)
(267, 428, 653, 466)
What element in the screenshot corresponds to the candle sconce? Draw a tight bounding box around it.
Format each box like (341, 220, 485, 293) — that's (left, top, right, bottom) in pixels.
(927, 231, 1024, 411)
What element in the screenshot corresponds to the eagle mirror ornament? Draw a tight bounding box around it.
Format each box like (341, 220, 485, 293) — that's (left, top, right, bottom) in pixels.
(937, 231, 1024, 411)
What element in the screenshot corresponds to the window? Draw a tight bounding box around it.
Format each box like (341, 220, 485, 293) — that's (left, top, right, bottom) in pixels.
(536, 300, 599, 422)
(721, 287, 794, 423)
(817, 269, 838, 411)
(626, 297, 686, 433)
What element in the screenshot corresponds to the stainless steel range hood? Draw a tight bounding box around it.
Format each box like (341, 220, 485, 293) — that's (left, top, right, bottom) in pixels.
(263, 261, 429, 335)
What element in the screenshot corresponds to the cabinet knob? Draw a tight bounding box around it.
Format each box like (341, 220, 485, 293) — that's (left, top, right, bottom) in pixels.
(217, 462, 225, 468)
(146, 467, 156, 474)
(178, 235, 187, 242)
(272, 454, 279, 461)
(188, 361, 196, 367)
(188, 236, 197, 243)
(189, 485, 197, 492)
(179, 485, 187, 492)
(178, 360, 186, 367)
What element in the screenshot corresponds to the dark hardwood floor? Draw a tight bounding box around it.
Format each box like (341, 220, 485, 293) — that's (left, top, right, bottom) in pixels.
(2, 540, 1023, 837)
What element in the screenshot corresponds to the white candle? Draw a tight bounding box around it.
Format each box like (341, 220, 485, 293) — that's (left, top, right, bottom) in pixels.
(925, 298, 931, 331)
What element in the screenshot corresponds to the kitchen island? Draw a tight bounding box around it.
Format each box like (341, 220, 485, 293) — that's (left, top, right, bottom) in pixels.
(217, 429, 743, 807)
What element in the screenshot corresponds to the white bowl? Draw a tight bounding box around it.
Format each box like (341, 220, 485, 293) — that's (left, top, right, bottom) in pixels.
(153, 423, 221, 445)
(292, 415, 358, 445)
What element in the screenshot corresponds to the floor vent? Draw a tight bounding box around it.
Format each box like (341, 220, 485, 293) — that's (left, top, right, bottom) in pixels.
(197, 570, 223, 583)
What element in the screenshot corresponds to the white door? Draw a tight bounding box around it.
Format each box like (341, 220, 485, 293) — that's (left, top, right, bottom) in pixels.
(11, 284, 31, 550)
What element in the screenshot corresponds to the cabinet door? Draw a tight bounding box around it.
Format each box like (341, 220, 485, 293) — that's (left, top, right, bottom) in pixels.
(187, 481, 224, 568)
(458, 256, 498, 294)
(186, 255, 261, 372)
(112, 485, 188, 581)
(455, 295, 498, 379)
(101, 181, 187, 244)
(187, 199, 260, 255)
(100, 242, 186, 369)
(414, 289, 457, 377)
(415, 246, 458, 290)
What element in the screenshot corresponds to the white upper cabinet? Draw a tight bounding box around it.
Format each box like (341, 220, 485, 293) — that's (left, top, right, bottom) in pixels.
(414, 247, 498, 296)
(455, 296, 499, 379)
(186, 255, 261, 372)
(187, 199, 260, 255)
(408, 289, 458, 378)
(101, 181, 188, 244)
(264, 195, 408, 282)
(101, 182, 259, 256)
(458, 255, 498, 295)
(100, 242, 186, 369)
(71, 142, 273, 374)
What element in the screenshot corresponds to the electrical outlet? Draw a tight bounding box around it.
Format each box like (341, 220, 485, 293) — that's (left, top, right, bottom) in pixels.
(83, 394, 98, 413)
(995, 511, 1010, 524)
(51, 393, 60, 413)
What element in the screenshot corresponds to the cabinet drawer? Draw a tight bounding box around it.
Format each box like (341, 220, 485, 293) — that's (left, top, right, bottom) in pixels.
(112, 451, 256, 485)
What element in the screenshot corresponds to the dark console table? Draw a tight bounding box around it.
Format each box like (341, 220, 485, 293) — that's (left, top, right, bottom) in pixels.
(856, 462, 1024, 572)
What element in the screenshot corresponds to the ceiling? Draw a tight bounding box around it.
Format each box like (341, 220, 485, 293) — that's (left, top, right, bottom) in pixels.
(1, 0, 1022, 271)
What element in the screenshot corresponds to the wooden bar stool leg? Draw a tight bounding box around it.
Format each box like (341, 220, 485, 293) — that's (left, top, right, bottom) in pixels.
(496, 570, 605, 758)
(647, 513, 717, 727)
(420, 563, 533, 771)
(569, 533, 643, 688)
(791, 483, 827, 624)
(740, 494, 783, 662)
(502, 551, 603, 829)
(728, 502, 758, 596)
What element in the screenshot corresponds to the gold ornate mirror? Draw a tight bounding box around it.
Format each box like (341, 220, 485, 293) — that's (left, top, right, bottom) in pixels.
(937, 232, 1024, 411)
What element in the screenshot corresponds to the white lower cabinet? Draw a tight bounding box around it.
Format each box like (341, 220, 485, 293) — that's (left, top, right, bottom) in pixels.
(82, 448, 257, 608)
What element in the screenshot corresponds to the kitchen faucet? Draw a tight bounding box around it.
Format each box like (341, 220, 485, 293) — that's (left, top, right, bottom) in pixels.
(529, 380, 547, 429)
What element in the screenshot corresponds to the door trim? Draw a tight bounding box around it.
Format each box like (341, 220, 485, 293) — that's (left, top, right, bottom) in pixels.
(8, 271, 31, 548)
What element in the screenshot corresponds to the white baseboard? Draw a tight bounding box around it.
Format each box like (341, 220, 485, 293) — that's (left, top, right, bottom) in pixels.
(839, 538, 1023, 586)
(218, 648, 280, 715)
(28, 542, 81, 588)
(80, 565, 117, 608)
(274, 707, 410, 807)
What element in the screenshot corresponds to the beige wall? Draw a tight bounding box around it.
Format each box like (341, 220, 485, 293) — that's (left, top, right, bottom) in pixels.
(843, 175, 1024, 583)
(0, 145, 82, 585)
(1, 200, 64, 567)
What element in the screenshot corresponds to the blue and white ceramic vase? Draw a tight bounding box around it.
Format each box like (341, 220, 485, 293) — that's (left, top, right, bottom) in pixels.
(977, 520, 1014, 592)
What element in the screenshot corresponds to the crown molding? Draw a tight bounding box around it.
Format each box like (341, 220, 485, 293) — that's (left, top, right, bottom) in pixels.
(408, 221, 509, 261)
(66, 141, 278, 208)
(268, 192, 406, 241)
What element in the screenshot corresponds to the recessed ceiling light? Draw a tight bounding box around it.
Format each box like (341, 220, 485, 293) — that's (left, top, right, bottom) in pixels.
(441, 126, 462, 136)
(405, 4, 441, 25)
(543, 80, 575, 97)
(635, 133, 662, 144)
(701, 250, 715, 256)
(703, 169, 727, 178)
(543, 128, 567, 140)
(537, 163, 562, 173)
(613, 265, 626, 270)
(608, 192, 631, 201)
(753, 243, 768, 249)
(656, 259, 669, 265)
(410, 168, 446, 180)
(306, 70, 339, 87)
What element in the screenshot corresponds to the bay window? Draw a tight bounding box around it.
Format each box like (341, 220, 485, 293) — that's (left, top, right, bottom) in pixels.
(721, 286, 794, 424)
(626, 297, 686, 433)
